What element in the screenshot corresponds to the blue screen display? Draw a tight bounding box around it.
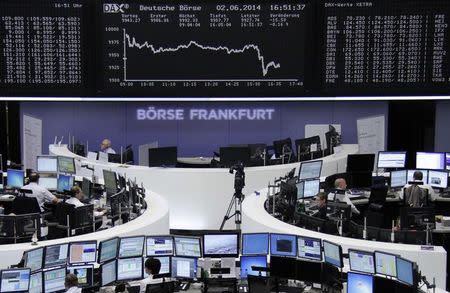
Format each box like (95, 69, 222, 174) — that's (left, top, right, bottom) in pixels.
(270, 234, 297, 257)
(7, 169, 24, 188)
(57, 175, 73, 192)
(347, 272, 373, 293)
(242, 233, 269, 255)
(240, 256, 267, 278)
(396, 258, 414, 286)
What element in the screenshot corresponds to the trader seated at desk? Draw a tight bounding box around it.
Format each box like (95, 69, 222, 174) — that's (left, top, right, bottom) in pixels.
(100, 138, 116, 154)
(401, 170, 436, 207)
(139, 257, 162, 293)
(67, 186, 106, 218)
(328, 178, 360, 215)
(311, 192, 328, 220)
(22, 172, 60, 212)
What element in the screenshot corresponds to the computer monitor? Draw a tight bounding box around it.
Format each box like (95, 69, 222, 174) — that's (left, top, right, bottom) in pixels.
(377, 151, 407, 169)
(346, 154, 375, 172)
(82, 178, 91, 199)
(416, 152, 445, 170)
(29, 272, 42, 293)
(6, 169, 24, 188)
(297, 179, 320, 199)
(270, 255, 296, 279)
(56, 175, 73, 193)
(148, 147, 178, 167)
(144, 256, 171, 278)
(390, 170, 407, 188)
(146, 236, 174, 257)
(374, 251, 397, 278)
(117, 257, 143, 281)
(297, 236, 322, 261)
(428, 170, 448, 188)
(241, 233, 269, 255)
(171, 257, 197, 279)
(407, 170, 428, 184)
(87, 152, 97, 160)
(323, 240, 343, 268)
(68, 241, 97, 265)
(0, 268, 30, 293)
(37, 156, 58, 173)
(299, 160, 323, 180)
(44, 244, 69, 268)
(118, 236, 145, 258)
(98, 152, 108, 162)
(396, 257, 415, 286)
(348, 249, 375, 274)
(270, 234, 297, 257)
(347, 272, 373, 293)
(174, 236, 202, 258)
(220, 147, 251, 167)
(102, 170, 117, 195)
(24, 247, 44, 273)
(43, 267, 66, 293)
(203, 233, 239, 258)
(98, 237, 119, 263)
(38, 176, 57, 190)
(57, 156, 75, 174)
(66, 265, 93, 288)
(100, 260, 117, 287)
(240, 256, 267, 279)
(273, 138, 292, 158)
(446, 153, 450, 171)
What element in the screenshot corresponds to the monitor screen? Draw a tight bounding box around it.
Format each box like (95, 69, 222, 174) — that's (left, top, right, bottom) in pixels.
(377, 152, 407, 169)
(148, 147, 178, 167)
(323, 240, 343, 268)
(270, 234, 297, 257)
(297, 179, 320, 199)
(0, 268, 30, 292)
(44, 244, 68, 268)
(101, 260, 116, 287)
(171, 257, 197, 279)
(24, 248, 44, 273)
(119, 236, 145, 258)
(407, 170, 428, 184)
(82, 178, 91, 199)
(375, 251, 397, 277)
(144, 257, 171, 278)
(87, 152, 97, 161)
(242, 233, 269, 255)
(297, 236, 321, 261)
(117, 257, 143, 281)
(203, 233, 239, 258)
(390, 170, 407, 188)
(348, 249, 375, 274)
(347, 272, 373, 293)
(38, 177, 57, 190)
(240, 256, 267, 279)
(56, 175, 73, 193)
(57, 156, 75, 174)
(428, 170, 448, 188)
(7, 169, 24, 188)
(396, 257, 414, 286)
(346, 154, 375, 172)
(416, 152, 445, 170)
(103, 170, 117, 195)
(66, 265, 93, 288)
(98, 152, 108, 162)
(99, 237, 119, 263)
(69, 241, 97, 264)
(29, 272, 42, 293)
(43, 267, 66, 293)
(146, 236, 174, 257)
(174, 237, 202, 258)
(37, 156, 58, 173)
(446, 153, 450, 171)
(299, 160, 323, 180)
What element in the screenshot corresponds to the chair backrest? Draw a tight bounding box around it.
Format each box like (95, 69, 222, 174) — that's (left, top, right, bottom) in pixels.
(0, 215, 16, 238)
(405, 230, 427, 245)
(12, 196, 41, 215)
(145, 281, 175, 293)
(404, 185, 428, 207)
(247, 275, 271, 293)
(72, 204, 94, 229)
(15, 213, 41, 239)
(55, 202, 76, 226)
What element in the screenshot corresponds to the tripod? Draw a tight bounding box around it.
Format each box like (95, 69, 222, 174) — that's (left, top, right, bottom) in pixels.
(220, 163, 245, 231)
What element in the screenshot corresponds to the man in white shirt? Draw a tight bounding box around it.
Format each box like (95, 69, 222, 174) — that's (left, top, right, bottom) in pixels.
(66, 186, 106, 218)
(401, 170, 436, 203)
(328, 178, 360, 215)
(22, 172, 59, 212)
(64, 274, 81, 293)
(100, 139, 116, 154)
(139, 258, 162, 293)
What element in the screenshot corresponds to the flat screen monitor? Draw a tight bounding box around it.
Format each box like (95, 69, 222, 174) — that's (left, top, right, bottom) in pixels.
(299, 160, 323, 180)
(44, 244, 69, 268)
(446, 153, 450, 171)
(117, 257, 143, 281)
(348, 249, 375, 274)
(374, 251, 397, 278)
(270, 255, 296, 279)
(144, 256, 171, 278)
(242, 233, 269, 255)
(148, 147, 178, 167)
(56, 175, 73, 193)
(377, 151, 407, 169)
(347, 272, 373, 293)
(270, 234, 297, 257)
(100, 260, 116, 287)
(43, 267, 66, 293)
(37, 156, 58, 173)
(98, 152, 108, 162)
(102, 170, 117, 195)
(69, 241, 97, 265)
(66, 265, 93, 288)
(171, 257, 197, 279)
(346, 154, 375, 172)
(57, 156, 75, 174)
(219, 147, 251, 167)
(24, 247, 44, 273)
(174, 237, 202, 258)
(297, 236, 321, 261)
(396, 257, 414, 286)
(87, 152, 97, 161)
(297, 179, 320, 199)
(82, 178, 91, 199)
(146, 236, 174, 257)
(390, 170, 407, 188)
(118, 236, 145, 258)
(407, 170, 428, 184)
(240, 256, 267, 279)
(273, 138, 292, 158)
(6, 169, 24, 188)
(98, 237, 119, 263)
(428, 170, 448, 188)
(0, 268, 30, 293)
(29, 272, 42, 293)
(38, 177, 57, 190)
(323, 240, 343, 268)
(416, 152, 445, 170)
(203, 233, 239, 258)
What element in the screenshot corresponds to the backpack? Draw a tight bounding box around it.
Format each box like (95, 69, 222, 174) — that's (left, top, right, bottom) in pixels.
(404, 184, 427, 207)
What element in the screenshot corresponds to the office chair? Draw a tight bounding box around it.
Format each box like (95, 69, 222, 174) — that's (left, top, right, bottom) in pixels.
(15, 213, 41, 242)
(247, 275, 271, 293)
(405, 230, 427, 245)
(365, 210, 383, 228)
(324, 173, 347, 194)
(0, 215, 15, 244)
(11, 196, 41, 215)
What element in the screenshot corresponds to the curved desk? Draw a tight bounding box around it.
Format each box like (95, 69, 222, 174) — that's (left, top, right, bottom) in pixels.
(241, 189, 447, 291)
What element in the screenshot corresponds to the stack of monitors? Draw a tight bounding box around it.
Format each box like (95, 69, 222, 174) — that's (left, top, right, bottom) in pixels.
(117, 236, 145, 282)
(172, 236, 201, 279)
(240, 233, 269, 278)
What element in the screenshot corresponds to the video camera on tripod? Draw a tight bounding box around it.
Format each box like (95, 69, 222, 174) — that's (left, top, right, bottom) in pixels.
(229, 162, 245, 198)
